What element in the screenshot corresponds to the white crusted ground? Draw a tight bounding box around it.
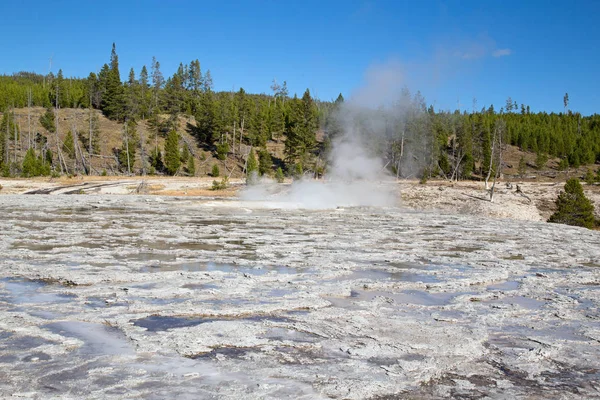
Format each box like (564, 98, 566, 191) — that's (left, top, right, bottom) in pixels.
(0, 190, 599, 399)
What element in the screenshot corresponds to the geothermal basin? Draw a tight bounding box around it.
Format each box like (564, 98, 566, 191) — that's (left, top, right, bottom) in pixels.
(0, 192, 599, 399)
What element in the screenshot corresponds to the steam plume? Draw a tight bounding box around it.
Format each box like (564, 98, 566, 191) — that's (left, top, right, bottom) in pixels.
(242, 60, 433, 209)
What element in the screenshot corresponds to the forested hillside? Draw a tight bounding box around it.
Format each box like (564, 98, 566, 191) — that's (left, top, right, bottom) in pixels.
(0, 44, 599, 180)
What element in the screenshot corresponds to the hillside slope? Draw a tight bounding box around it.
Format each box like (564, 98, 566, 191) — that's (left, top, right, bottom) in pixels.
(0, 107, 264, 178)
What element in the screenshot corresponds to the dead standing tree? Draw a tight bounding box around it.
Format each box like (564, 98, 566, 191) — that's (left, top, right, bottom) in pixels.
(487, 119, 505, 202)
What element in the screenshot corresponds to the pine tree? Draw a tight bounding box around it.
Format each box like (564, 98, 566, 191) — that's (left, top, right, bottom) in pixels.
(211, 164, 220, 177)
(101, 43, 126, 121)
(187, 155, 196, 176)
(39, 108, 56, 133)
(258, 148, 272, 176)
(180, 144, 189, 163)
(585, 169, 595, 185)
(548, 178, 596, 229)
(164, 129, 181, 175)
(139, 65, 150, 118)
(518, 156, 526, 177)
(149, 148, 164, 173)
(246, 149, 258, 183)
(63, 130, 75, 158)
(284, 90, 317, 163)
(275, 166, 285, 183)
(21, 148, 38, 177)
(22, 148, 50, 177)
(535, 152, 548, 170)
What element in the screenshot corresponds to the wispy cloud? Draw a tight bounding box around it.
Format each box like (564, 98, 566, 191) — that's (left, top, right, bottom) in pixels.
(445, 34, 512, 61)
(492, 48, 512, 58)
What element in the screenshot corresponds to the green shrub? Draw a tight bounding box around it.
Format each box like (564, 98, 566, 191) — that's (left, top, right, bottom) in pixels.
(211, 177, 229, 190)
(584, 169, 595, 185)
(216, 143, 229, 160)
(535, 152, 548, 170)
(558, 158, 569, 171)
(258, 149, 272, 176)
(420, 167, 430, 184)
(275, 167, 285, 183)
(21, 148, 50, 177)
(548, 178, 596, 229)
(518, 156, 526, 177)
(246, 150, 258, 184)
(187, 156, 196, 176)
(211, 164, 220, 177)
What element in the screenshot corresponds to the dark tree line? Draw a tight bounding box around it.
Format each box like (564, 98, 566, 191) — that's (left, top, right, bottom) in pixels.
(0, 43, 599, 179)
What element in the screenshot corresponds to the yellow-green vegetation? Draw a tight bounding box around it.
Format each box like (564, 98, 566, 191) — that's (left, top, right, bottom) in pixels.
(211, 177, 229, 190)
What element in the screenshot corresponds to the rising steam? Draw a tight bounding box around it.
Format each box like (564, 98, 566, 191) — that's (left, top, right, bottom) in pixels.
(241, 60, 433, 209)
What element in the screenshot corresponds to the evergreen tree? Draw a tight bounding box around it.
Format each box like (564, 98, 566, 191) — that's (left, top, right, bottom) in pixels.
(275, 166, 285, 183)
(518, 156, 526, 177)
(211, 164, 220, 177)
(284, 89, 317, 163)
(101, 43, 126, 121)
(138, 65, 150, 118)
(585, 169, 595, 185)
(39, 108, 56, 133)
(149, 148, 164, 173)
(164, 129, 181, 175)
(216, 142, 229, 160)
(187, 155, 196, 176)
(22, 148, 50, 177)
(548, 178, 596, 229)
(246, 148, 258, 183)
(63, 130, 75, 158)
(180, 144, 189, 163)
(21, 148, 38, 177)
(258, 148, 272, 176)
(535, 152, 548, 170)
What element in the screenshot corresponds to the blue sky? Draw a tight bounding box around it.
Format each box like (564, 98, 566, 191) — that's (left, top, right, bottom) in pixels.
(1, 0, 598, 114)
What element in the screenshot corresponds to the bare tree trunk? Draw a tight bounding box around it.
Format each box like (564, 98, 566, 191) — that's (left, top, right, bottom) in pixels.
(450, 152, 465, 182)
(27, 88, 32, 150)
(125, 123, 131, 175)
(54, 85, 67, 174)
(4, 109, 9, 165)
(13, 110, 18, 165)
(88, 104, 93, 155)
(489, 123, 504, 203)
(139, 116, 146, 176)
(484, 132, 496, 190)
(232, 120, 236, 157)
(240, 117, 244, 154)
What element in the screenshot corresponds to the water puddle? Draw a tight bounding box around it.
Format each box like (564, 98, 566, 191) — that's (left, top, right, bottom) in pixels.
(261, 327, 322, 343)
(44, 321, 134, 356)
(0, 279, 76, 304)
(0, 335, 53, 351)
(12, 242, 106, 251)
(342, 267, 440, 284)
(116, 252, 177, 263)
(327, 289, 461, 307)
(181, 283, 220, 290)
(487, 296, 545, 310)
(132, 313, 298, 332)
(487, 281, 520, 291)
(142, 261, 302, 276)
